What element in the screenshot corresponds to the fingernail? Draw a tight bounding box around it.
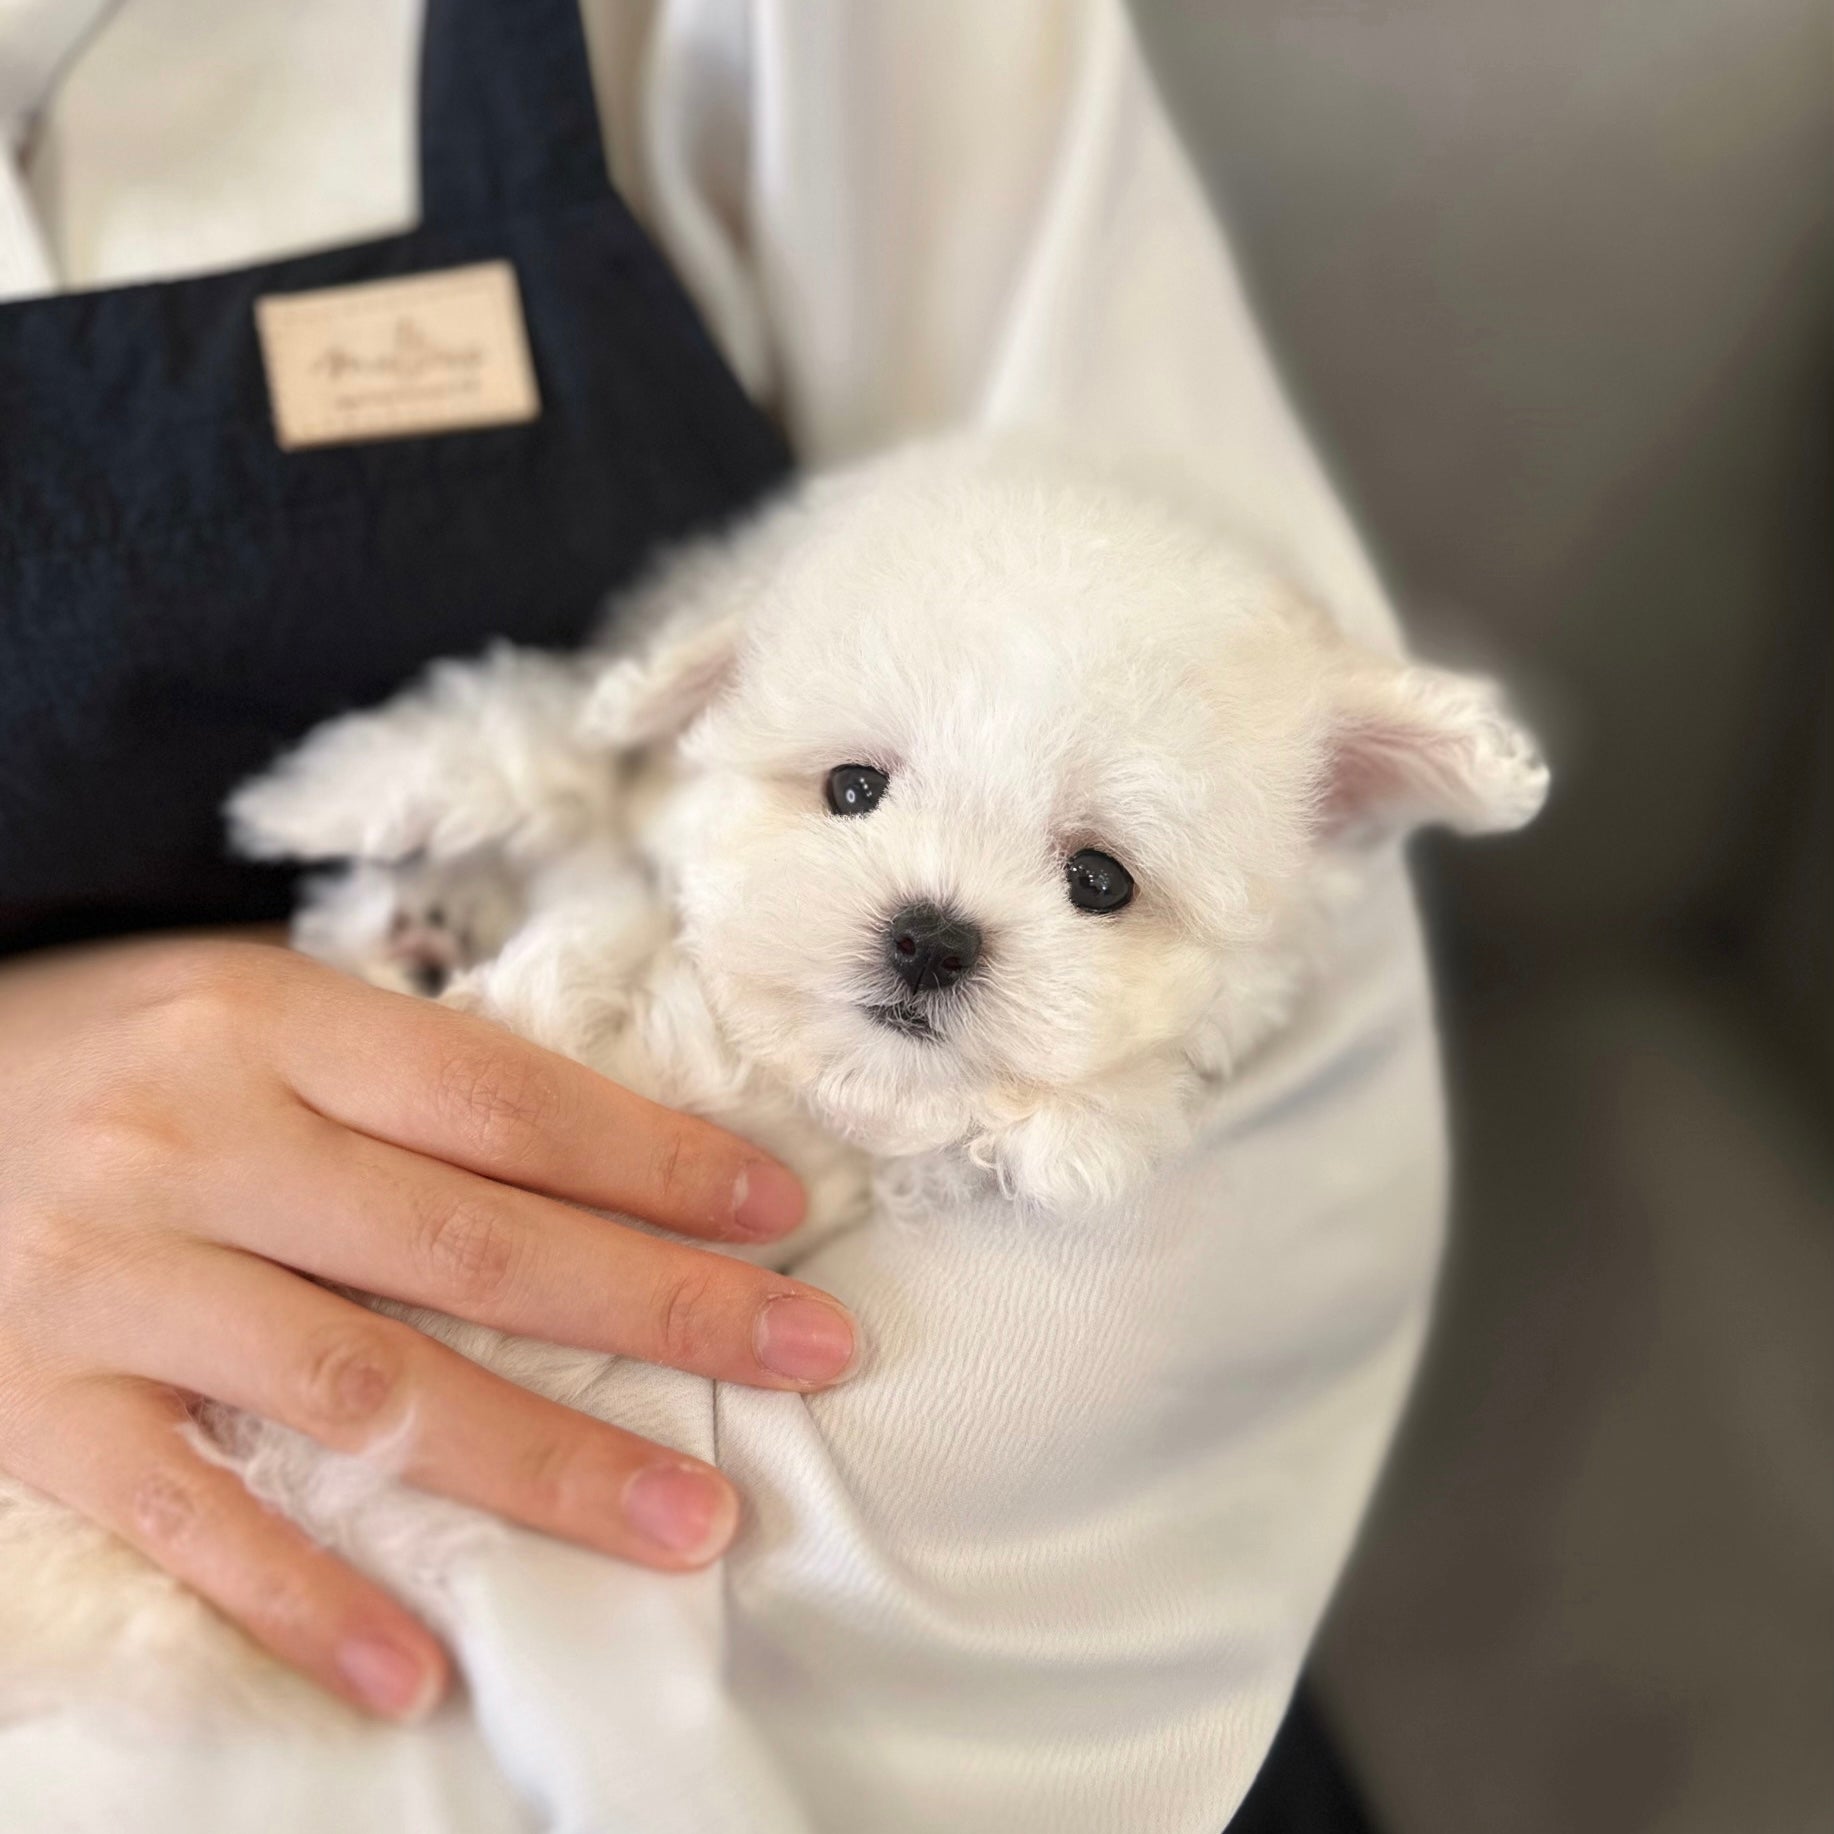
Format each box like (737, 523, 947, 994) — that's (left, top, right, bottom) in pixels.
(622, 1463, 736, 1558)
(754, 1293, 858, 1385)
(337, 1634, 441, 1721)
(732, 1159, 805, 1238)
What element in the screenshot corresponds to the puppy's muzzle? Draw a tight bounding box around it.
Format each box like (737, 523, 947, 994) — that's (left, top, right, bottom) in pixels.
(886, 902, 981, 994)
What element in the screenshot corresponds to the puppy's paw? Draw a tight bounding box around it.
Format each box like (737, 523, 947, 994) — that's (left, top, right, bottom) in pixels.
(971, 1081, 1190, 1214)
(381, 900, 467, 998)
(292, 856, 525, 992)
(228, 645, 612, 866)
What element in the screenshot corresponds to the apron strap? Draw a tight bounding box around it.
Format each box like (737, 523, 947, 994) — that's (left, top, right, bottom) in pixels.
(418, 0, 611, 228)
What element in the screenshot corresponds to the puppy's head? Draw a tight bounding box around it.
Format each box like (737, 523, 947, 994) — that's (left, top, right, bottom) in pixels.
(589, 444, 1546, 1207)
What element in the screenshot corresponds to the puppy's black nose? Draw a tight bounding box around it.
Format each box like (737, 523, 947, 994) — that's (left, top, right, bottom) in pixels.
(887, 902, 982, 994)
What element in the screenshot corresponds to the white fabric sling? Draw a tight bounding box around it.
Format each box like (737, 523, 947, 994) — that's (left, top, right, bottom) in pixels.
(438, 856, 1444, 1834)
(0, 5, 1444, 1829)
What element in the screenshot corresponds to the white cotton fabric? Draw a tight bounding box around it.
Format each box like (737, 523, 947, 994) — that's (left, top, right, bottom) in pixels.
(0, 5, 1444, 1830)
(434, 857, 1445, 1834)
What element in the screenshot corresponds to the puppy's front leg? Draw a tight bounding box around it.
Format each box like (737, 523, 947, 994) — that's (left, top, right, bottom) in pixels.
(228, 644, 617, 869)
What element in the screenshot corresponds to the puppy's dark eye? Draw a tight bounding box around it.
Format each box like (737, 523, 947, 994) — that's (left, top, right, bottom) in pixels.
(825, 764, 889, 816)
(1065, 848, 1134, 913)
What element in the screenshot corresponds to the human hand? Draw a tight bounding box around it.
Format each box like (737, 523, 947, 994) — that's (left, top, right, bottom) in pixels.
(0, 934, 855, 1718)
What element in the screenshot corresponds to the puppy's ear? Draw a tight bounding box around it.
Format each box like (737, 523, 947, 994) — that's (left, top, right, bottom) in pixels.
(581, 607, 744, 751)
(1321, 653, 1549, 837)
(583, 480, 831, 749)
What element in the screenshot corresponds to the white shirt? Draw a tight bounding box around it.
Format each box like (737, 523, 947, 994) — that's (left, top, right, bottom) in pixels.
(0, 6, 1440, 1831)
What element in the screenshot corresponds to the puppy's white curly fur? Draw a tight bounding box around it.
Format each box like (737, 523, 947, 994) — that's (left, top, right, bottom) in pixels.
(0, 437, 1546, 1720)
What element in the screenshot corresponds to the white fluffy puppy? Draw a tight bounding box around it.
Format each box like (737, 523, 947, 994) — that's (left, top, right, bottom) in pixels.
(0, 437, 1546, 1718)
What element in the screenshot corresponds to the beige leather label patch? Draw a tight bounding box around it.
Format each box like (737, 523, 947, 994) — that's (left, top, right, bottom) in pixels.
(255, 261, 540, 450)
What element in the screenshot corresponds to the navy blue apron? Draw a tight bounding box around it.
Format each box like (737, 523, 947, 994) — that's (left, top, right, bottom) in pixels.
(0, 0, 789, 956)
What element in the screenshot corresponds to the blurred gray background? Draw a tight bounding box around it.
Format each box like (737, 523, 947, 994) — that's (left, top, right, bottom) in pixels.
(1128, 4, 1834, 1831)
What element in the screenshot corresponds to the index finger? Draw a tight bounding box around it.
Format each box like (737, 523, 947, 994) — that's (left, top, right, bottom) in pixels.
(271, 967, 806, 1244)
